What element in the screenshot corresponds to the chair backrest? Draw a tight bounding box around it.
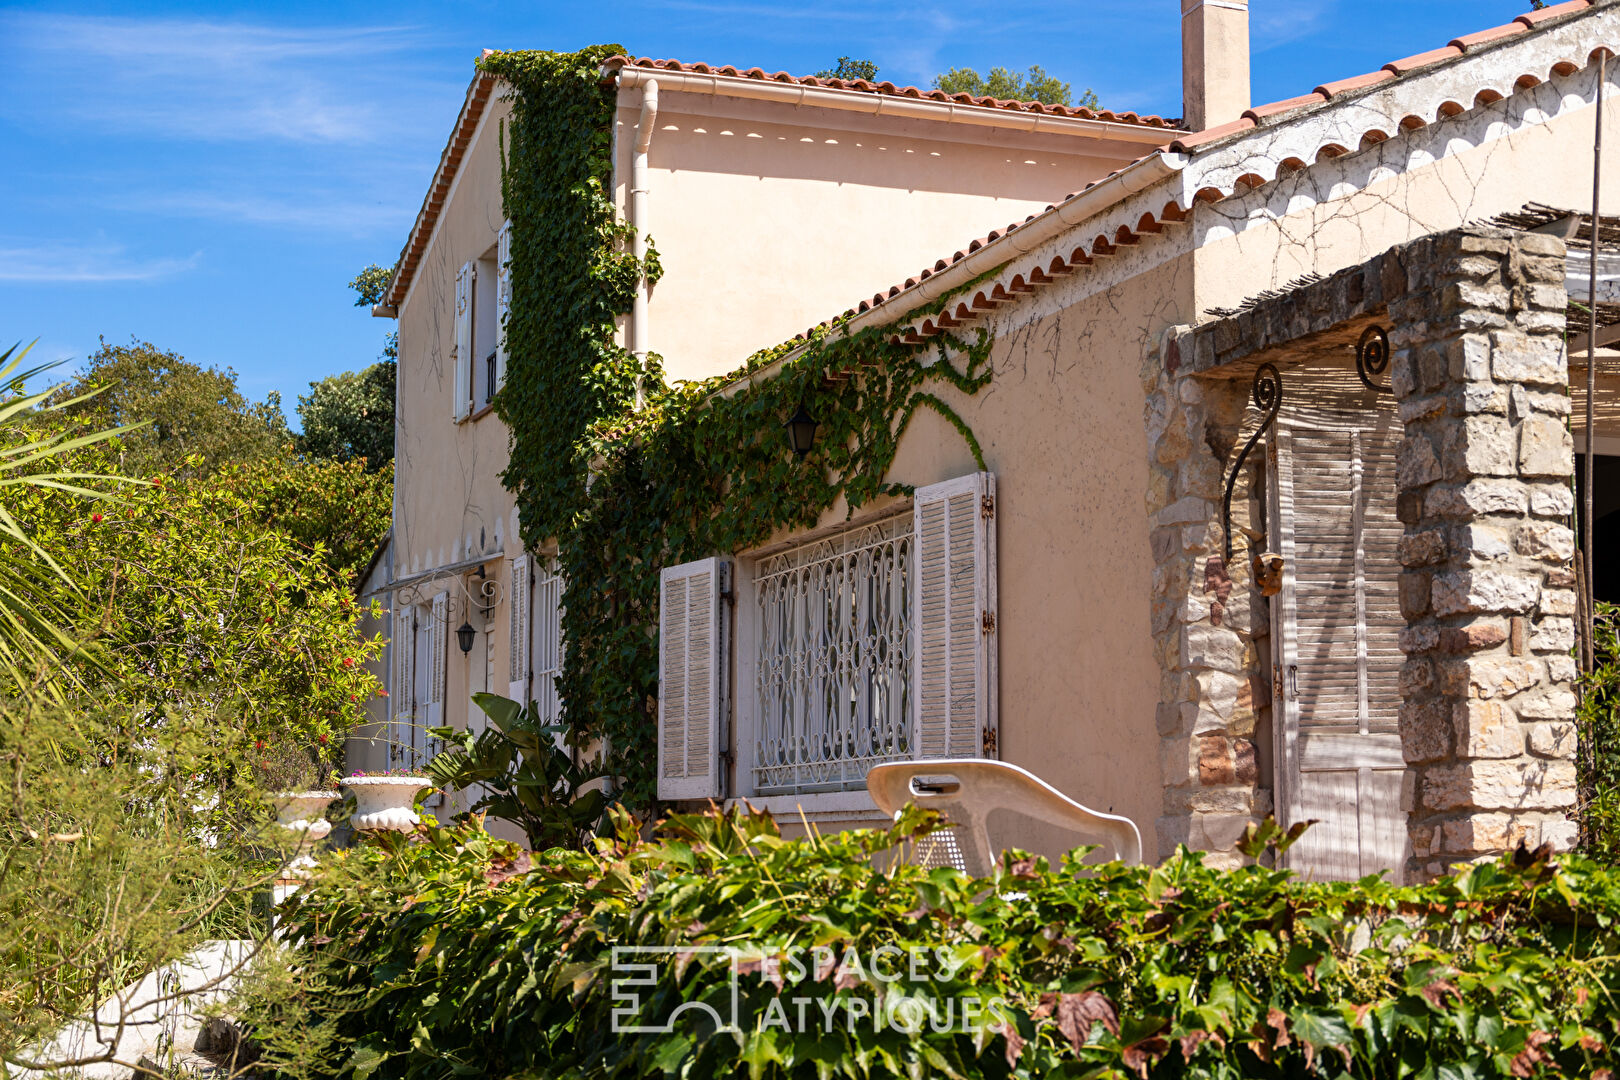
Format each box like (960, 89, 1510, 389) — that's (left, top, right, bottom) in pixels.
(866, 759, 1142, 876)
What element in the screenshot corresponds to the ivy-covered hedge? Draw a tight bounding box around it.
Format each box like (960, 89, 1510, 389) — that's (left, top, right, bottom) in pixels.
(248, 808, 1620, 1079)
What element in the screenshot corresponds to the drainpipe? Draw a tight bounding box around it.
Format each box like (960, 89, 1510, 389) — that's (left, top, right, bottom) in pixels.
(631, 79, 659, 408)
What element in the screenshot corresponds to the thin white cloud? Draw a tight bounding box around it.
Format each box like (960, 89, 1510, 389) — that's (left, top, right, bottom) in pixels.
(119, 191, 407, 234)
(1, 13, 424, 144)
(0, 241, 201, 283)
(1252, 1, 1336, 53)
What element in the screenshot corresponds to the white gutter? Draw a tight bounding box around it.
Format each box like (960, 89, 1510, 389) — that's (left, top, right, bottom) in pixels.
(716, 148, 1188, 397)
(632, 78, 659, 409)
(611, 65, 1178, 146)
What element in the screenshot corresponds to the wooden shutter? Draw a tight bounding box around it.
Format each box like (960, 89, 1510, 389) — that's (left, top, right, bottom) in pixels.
(508, 553, 531, 703)
(427, 591, 448, 732)
(534, 557, 565, 724)
(913, 472, 998, 761)
(495, 221, 511, 389)
(1271, 364, 1405, 882)
(657, 557, 728, 800)
(389, 605, 415, 766)
(453, 262, 474, 421)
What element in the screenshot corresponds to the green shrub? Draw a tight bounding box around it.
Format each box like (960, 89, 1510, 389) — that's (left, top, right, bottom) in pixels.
(425, 692, 608, 851)
(1, 697, 287, 1063)
(1581, 602, 1620, 860)
(244, 807, 1620, 1079)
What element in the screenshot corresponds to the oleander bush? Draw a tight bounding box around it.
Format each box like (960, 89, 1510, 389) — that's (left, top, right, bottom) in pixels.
(242, 806, 1620, 1079)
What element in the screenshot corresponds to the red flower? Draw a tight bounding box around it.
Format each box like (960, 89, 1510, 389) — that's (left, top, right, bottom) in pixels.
(90, 512, 103, 524)
(342, 657, 355, 668)
(318, 734, 329, 744)
(254, 740, 266, 750)
(377, 688, 389, 697)
(349, 694, 358, 702)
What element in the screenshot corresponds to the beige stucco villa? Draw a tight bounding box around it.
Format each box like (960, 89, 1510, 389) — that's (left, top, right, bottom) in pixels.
(351, 32, 1179, 816)
(363, 0, 1620, 883)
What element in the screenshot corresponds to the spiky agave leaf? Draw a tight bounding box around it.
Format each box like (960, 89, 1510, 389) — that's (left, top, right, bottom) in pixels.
(0, 341, 146, 697)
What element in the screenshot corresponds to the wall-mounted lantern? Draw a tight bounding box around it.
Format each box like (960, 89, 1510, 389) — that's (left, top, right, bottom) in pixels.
(456, 620, 477, 655)
(784, 403, 819, 458)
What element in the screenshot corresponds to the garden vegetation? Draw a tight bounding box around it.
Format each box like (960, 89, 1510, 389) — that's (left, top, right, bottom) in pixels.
(1, 331, 392, 1072)
(241, 805, 1620, 1079)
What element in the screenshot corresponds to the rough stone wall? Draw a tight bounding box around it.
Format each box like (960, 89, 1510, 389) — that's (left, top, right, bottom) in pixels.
(1390, 226, 1579, 878)
(1144, 224, 1578, 871)
(1142, 334, 1272, 867)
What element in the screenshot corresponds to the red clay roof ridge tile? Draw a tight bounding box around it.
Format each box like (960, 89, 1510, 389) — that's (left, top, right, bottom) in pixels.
(1518, 0, 1594, 28)
(600, 55, 1184, 129)
(1314, 69, 1396, 98)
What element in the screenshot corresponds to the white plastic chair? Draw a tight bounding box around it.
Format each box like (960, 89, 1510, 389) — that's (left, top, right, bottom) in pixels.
(866, 758, 1143, 875)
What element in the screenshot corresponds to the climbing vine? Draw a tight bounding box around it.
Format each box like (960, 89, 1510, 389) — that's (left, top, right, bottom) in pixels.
(484, 47, 994, 805)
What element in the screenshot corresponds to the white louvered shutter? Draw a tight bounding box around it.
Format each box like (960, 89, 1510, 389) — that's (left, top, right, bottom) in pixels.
(390, 606, 415, 766)
(508, 552, 531, 704)
(657, 557, 728, 800)
(534, 557, 565, 724)
(452, 262, 474, 421)
(913, 472, 998, 760)
(495, 220, 511, 389)
(427, 591, 448, 732)
(1270, 363, 1405, 882)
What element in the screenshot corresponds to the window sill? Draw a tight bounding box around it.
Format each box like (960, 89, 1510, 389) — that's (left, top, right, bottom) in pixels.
(729, 790, 884, 824)
(468, 402, 496, 423)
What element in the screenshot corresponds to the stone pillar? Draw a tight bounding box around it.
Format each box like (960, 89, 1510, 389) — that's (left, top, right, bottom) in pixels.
(1391, 226, 1579, 878)
(1144, 331, 1271, 866)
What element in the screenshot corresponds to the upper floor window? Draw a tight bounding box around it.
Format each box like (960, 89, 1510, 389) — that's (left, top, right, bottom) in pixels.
(472, 248, 498, 409)
(452, 221, 510, 423)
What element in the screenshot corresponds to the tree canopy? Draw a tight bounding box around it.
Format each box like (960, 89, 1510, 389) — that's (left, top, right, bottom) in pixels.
(350, 264, 399, 363)
(932, 64, 1096, 108)
(814, 57, 878, 81)
(295, 361, 395, 470)
(49, 338, 290, 475)
(347, 264, 392, 309)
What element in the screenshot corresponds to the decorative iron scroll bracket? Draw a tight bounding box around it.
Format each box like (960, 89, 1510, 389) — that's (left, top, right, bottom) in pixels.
(1356, 324, 1391, 393)
(1221, 362, 1283, 562)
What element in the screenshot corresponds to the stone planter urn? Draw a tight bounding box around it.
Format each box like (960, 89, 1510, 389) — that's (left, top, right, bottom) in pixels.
(342, 777, 430, 833)
(273, 793, 336, 867)
(270, 790, 337, 906)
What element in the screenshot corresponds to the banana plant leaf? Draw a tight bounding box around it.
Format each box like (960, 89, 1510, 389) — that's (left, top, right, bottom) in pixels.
(426, 691, 612, 851)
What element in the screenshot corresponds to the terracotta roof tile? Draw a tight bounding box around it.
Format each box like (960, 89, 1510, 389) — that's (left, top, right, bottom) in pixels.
(1243, 93, 1326, 121)
(1449, 23, 1527, 51)
(1382, 46, 1465, 75)
(602, 55, 1182, 128)
(1167, 116, 1256, 153)
(1518, 0, 1593, 27)
(1314, 69, 1396, 98)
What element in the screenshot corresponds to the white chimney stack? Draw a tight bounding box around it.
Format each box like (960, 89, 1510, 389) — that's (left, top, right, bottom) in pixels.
(1182, 0, 1251, 132)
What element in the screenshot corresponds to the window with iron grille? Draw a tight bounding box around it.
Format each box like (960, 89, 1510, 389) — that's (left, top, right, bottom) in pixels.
(752, 513, 913, 795)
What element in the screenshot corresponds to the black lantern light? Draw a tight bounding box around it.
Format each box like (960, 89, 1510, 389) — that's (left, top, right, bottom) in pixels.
(784, 402, 819, 458)
(456, 620, 477, 655)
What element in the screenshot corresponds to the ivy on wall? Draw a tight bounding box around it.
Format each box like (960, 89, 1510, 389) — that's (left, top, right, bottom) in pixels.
(483, 47, 993, 805)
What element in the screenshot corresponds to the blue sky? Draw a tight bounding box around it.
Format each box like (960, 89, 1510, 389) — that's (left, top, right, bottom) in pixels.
(1, 0, 1533, 427)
